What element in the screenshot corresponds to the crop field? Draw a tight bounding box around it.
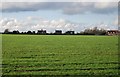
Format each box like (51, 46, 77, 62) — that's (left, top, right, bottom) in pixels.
(2, 34, 119, 76)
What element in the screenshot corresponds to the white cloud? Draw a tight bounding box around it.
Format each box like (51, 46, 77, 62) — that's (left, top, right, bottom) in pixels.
(88, 22, 118, 30)
(0, 16, 118, 33)
(86, 23, 108, 30)
(0, 18, 22, 32)
(0, 17, 79, 32)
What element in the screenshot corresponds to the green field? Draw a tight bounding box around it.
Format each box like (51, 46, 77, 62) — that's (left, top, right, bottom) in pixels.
(2, 34, 119, 76)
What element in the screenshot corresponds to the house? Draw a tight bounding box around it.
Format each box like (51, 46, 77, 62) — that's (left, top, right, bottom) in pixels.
(37, 29, 46, 34)
(55, 30, 62, 35)
(65, 31, 74, 35)
(106, 30, 120, 35)
(13, 30, 20, 34)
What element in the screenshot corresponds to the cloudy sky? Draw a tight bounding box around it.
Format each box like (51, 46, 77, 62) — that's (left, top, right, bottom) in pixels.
(0, 2, 118, 33)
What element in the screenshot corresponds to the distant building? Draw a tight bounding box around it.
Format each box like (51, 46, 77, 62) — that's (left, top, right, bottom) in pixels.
(107, 30, 120, 35)
(55, 30, 62, 35)
(37, 29, 46, 34)
(65, 31, 74, 35)
(13, 30, 20, 34)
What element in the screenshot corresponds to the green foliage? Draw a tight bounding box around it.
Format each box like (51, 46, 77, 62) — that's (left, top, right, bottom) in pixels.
(2, 35, 119, 75)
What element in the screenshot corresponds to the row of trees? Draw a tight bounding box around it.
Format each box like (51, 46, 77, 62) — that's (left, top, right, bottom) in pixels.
(82, 27, 106, 35)
(3, 27, 107, 35)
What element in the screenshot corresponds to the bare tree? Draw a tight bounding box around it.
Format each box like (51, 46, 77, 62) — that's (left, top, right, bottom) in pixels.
(84, 27, 106, 35)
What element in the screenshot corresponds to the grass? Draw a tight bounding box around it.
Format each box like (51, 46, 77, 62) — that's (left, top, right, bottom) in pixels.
(2, 34, 119, 76)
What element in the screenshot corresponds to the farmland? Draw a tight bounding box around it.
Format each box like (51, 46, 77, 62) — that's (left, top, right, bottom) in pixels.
(2, 34, 119, 76)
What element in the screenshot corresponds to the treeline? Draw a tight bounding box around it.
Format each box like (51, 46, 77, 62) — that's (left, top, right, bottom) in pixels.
(2, 27, 107, 35)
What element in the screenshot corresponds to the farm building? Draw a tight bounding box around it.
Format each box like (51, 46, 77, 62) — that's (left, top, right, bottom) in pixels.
(55, 30, 62, 34)
(37, 29, 46, 34)
(106, 30, 120, 35)
(65, 31, 75, 35)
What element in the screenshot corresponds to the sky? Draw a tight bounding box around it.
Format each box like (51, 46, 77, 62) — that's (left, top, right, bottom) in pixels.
(0, 2, 119, 33)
